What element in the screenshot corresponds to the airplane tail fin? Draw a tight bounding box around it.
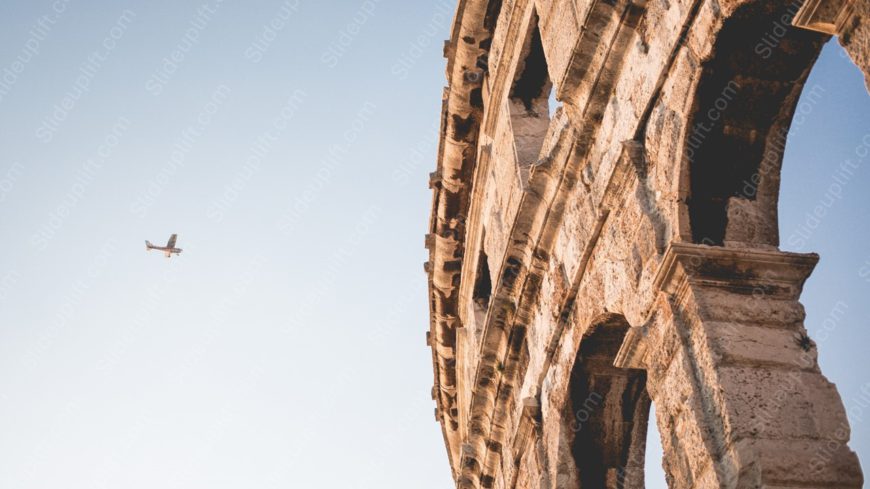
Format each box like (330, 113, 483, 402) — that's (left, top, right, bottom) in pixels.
(145, 240, 153, 249)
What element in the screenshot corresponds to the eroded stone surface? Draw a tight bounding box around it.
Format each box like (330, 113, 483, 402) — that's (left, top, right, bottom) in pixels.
(426, 0, 869, 487)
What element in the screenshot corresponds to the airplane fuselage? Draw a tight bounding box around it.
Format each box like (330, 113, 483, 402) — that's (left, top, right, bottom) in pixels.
(152, 246, 182, 257)
(146, 240, 182, 258)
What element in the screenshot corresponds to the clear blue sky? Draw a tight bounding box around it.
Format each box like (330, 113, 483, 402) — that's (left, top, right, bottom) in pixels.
(0, 2, 866, 487)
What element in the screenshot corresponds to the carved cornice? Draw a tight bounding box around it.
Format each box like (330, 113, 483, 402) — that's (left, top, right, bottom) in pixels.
(653, 242, 819, 301)
(616, 243, 819, 369)
(614, 326, 648, 369)
(428, 0, 493, 473)
(793, 0, 856, 35)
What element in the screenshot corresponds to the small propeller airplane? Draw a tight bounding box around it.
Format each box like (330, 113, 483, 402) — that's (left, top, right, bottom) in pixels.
(146, 234, 182, 258)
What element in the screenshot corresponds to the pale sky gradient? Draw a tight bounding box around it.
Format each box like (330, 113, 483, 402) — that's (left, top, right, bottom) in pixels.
(0, 2, 867, 488)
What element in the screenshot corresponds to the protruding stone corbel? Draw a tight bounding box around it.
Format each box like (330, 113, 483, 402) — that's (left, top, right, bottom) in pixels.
(443, 39, 454, 59)
(521, 395, 541, 423)
(428, 170, 443, 189)
(511, 395, 541, 467)
(793, 0, 856, 35)
(613, 326, 648, 369)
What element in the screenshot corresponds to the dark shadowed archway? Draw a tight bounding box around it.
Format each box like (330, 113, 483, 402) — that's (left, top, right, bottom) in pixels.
(565, 316, 650, 489)
(682, 1, 828, 247)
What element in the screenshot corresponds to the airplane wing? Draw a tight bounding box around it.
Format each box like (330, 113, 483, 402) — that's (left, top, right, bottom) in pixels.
(166, 234, 177, 248)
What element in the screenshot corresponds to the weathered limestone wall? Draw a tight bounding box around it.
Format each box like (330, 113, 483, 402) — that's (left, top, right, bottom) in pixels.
(426, 0, 869, 487)
(842, 3, 870, 89)
(795, 0, 870, 89)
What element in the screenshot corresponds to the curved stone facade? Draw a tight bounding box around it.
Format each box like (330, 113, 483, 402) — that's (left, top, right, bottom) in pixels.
(426, 0, 870, 487)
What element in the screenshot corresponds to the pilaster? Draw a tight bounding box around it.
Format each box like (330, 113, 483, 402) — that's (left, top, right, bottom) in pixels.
(632, 243, 863, 488)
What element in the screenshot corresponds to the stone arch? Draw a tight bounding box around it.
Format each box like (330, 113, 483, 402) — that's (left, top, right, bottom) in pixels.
(559, 314, 650, 488)
(428, 0, 870, 486)
(677, 1, 829, 247)
(508, 9, 554, 187)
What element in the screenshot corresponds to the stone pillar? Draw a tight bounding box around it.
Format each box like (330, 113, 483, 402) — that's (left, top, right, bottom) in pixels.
(627, 243, 863, 488)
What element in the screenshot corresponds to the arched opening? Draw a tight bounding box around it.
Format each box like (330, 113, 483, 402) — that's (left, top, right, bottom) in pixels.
(563, 316, 651, 488)
(682, 1, 828, 246)
(777, 38, 870, 477)
(671, 12, 870, 484)
(472, 239, 492, 310)
(644, 404, 668, 489)
(509, 10, 554, 187)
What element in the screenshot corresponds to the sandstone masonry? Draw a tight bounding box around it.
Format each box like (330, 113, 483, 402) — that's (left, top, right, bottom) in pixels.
(426, 0, 870, 487)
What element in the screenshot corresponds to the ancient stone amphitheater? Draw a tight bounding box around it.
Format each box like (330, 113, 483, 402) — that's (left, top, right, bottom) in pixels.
(425, 0, 869, 487)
